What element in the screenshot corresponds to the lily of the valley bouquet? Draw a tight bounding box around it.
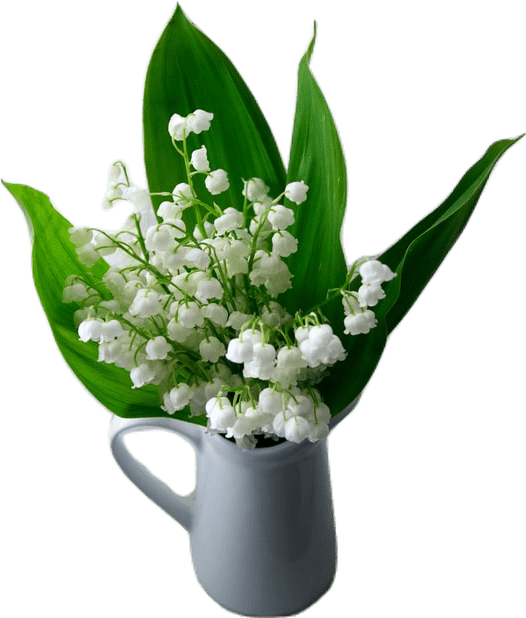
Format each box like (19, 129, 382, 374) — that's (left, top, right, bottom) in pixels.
(4, 6, 522, 448)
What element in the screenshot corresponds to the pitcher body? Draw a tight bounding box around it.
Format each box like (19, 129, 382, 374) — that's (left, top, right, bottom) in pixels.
(190, 432, 336, 615)
(110, 416, 337, 616)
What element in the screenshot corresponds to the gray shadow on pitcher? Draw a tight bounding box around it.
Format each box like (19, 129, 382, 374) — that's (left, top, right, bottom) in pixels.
(109, 396, 361, 617)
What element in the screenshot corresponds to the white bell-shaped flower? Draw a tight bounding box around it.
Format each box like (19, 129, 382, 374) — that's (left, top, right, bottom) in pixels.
(177, 302, 204, 328)
(267, 205, 295, 230)
(98, 340, 124, 364)
(321, 335, 347, 365)
(163, 383, 194, 414)
(195, 278, 224, 302)
(314, 403, 331, 425)
(184, 247, 210, 270)
(272, 408, 293, 438)
(100, 319, 125, 342)
(243, 342, 276, 380)
(187, 109, 213, 134)
(78, 318, 104, 342)
(359, 260, 396, 285)
(190, 146, 210, 172)
(298, 324, 347, 367)
(129, 289, 163, 318)
(285, 180, 309, 205)
(272, 231, 298, 257)
(214, 207, 243, 235)
(243, 178, 269, 202)
(205, 169, 229, 195)
(276, 346, 306, 370)
(168, 113, 187, 140)
(308, 422, 329, 442)
(158, 201, 182, 221)
(130, 362, 159, 388)
(226, 337, 254, 363)
(63, 281, 90, 303)
(226, 311, 253, 331)
(307, 324, 333, 348)
(199, 337, 226, 363)
(358, 283, 386, 307)
(69, 227, 93, 247)
(172, 183, 193, 206)
(167, 318, 194, 343)
(101, 162, 128, 209)
(146, 336, 172, 360)
(206, 396, 237, 431)
(121, 186, 156, 226)
(202, 303, 228, 327)
(284, 415, 312, 443)
(259, 388, 284, 415)
(145, 225, 177, 253)
(226, 415, 255, 440)
(343, 310, 377, 335)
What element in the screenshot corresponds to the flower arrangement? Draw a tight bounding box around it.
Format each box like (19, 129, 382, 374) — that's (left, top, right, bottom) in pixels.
(3, 5, 522, 448)
(64, 108, 395, 447)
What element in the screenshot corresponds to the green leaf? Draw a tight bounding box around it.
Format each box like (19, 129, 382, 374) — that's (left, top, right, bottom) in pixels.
(280, 23, 387, 415)
(282, 25, 348, 324)
(379, 133, 526, 333)
(3, 181, 205, 425)
(143, 5, 286, 227)
(320, 135, 523, 415)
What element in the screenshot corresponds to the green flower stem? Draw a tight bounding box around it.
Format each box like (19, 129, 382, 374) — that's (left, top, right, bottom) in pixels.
(90, 228, 174, 295)
(181, 131, 207, 239)
(206, 245, 237, 310)
(133, 214, 150, 263)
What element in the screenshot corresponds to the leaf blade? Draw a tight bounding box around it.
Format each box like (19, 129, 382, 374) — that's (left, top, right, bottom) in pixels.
(3, 181, 205, 424)
(283, 26, 348, 323)
(143, 5, 286, 224)
(380, 135, 524, 333)
(319, 135, 523, 415)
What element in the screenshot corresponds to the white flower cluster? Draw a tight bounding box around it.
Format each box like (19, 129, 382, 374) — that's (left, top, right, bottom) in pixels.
(63, 109, 394, 448)
(341, 260, 396, 335)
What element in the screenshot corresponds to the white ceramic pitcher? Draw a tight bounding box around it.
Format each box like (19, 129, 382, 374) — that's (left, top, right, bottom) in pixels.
(109, 399, 357, 616)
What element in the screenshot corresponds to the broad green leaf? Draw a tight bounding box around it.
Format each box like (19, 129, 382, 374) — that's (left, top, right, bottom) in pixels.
(143, 5, 286, 227)
(280, 26, 380, 415)
(3, 181, 206, 425)
(282, 25, 348, 325)
(379, 133, 525, 333)
(320, 135, 523, 415)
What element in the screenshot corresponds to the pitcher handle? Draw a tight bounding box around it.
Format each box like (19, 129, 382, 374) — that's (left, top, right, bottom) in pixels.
(109, 416, 204, 532)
